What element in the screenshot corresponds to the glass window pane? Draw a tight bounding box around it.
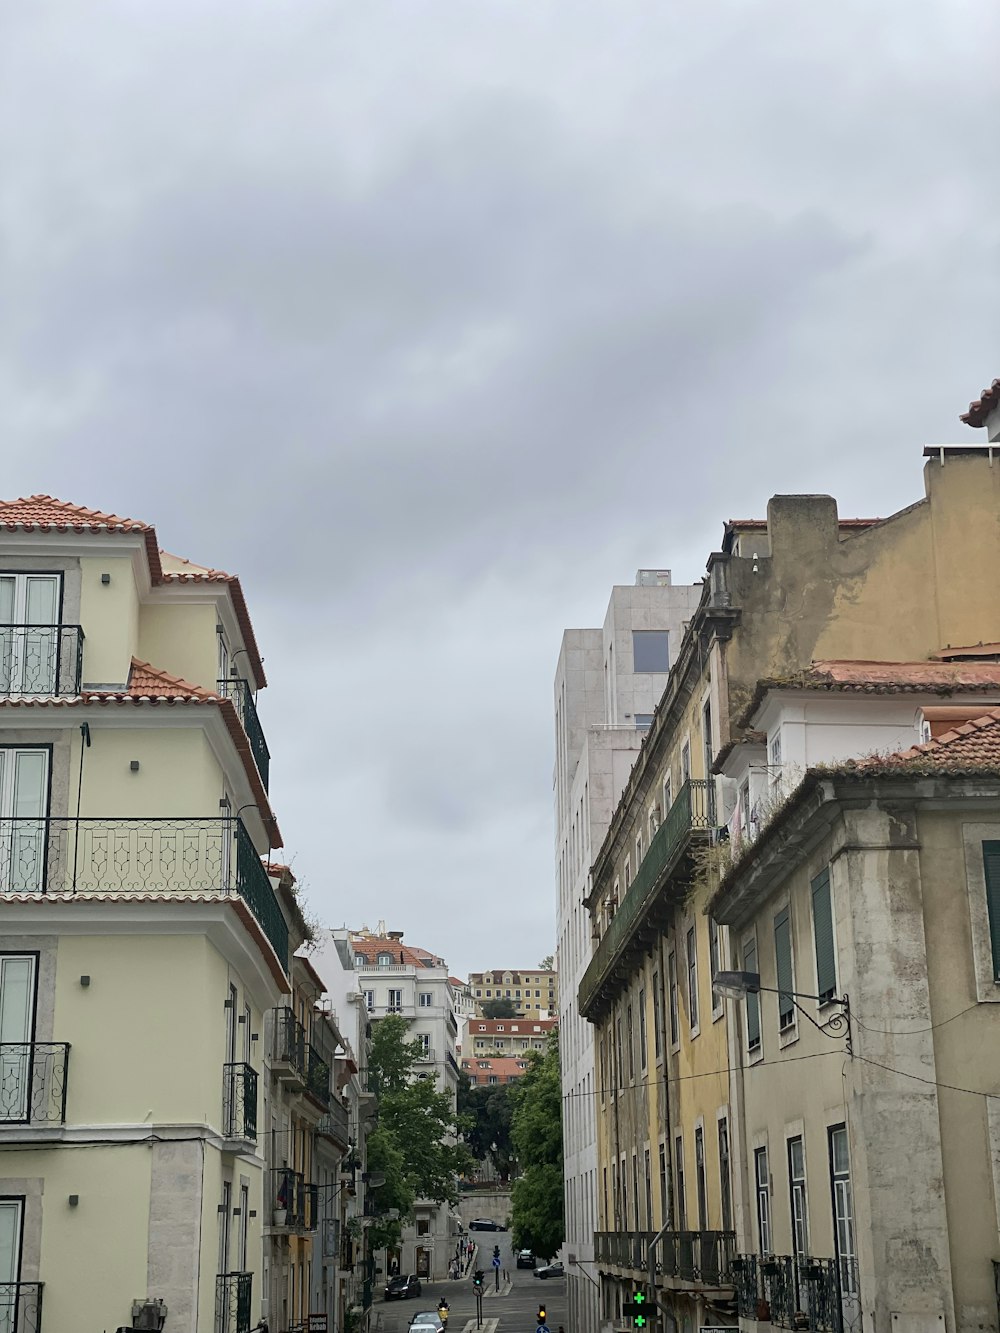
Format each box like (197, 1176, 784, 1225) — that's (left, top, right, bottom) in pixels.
(633, 631, 670, 673)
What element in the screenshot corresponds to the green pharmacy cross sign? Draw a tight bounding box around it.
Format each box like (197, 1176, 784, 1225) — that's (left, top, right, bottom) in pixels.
(623, 1292, 652, 1328)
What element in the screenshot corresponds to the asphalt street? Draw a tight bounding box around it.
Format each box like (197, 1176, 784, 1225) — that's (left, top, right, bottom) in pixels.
(374, 1233, 567, 1333)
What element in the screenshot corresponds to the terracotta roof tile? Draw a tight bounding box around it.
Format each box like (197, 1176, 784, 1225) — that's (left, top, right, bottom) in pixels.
(471, 1018, 558, 1033)
(460, 1055, 537, 1080)
(960, 378, 1000, 428)
(931, 643, 1000, 661)
(884, 709, 1000, 767)
(352, 937, 444, 968)
(122, 657, 219, 700)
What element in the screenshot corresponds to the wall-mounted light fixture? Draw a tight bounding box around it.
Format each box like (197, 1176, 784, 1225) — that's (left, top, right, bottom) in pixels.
(101, 573, 111, 585)
(80, 976, 91, 988)
(68, 1195, 79, 1207)
(129, 760, 140, 773)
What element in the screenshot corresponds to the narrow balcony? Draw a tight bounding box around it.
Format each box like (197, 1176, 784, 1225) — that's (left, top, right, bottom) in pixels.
(733, 1254, 862, 1333)
(269, 1168, 318, 1233)
(415, 1046, 436, 1063)
(0, 1282, 43, 1333)
(317, 1099, 351, 1149)
(0, 816, 288, 972)
(0, 1043, 70, 1126)
(594, 1229, 734, 1288)
(579, 778, 717, 1019)
(0, 623, 83, 697)
(306, 1043, 332, 1109)
(270, 1006, 306, 1087)
(222, 1062, 258, 1143)
(217, 677, 270, 791)
(215, 1271, 252, 1333)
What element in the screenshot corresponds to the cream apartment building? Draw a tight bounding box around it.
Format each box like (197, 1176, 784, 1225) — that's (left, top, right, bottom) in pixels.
(554, 570, 702, 1333)
(0, 495, 290, 1333)
(469, 969, 558, 1019)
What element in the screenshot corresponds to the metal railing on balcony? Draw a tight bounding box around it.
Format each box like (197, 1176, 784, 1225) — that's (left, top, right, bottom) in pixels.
(270, 1168, 318, 1231)
(306, 1044, 331, 1108)
(0, 816, 288, 971)
(0, 623, 83, 696)
(318, 1099, 351, 1146)
(0, 1282, 43, 1333)
(222, 1062, 258, 1141)
(271, 1006, 306, 1079)
(579, 778, 717, 1016)
(416, 1046, 436, 1062)
(215, 1271, 252, 1333)
(217, 678, 270, 791)
(594, 1230, 734, 1285)
(733, 1254, 862, 1333)
(0, 1043, 69, 1125)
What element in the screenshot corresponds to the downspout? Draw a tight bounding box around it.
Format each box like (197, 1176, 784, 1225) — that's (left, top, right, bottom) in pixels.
(647, 1222, 672, 1333)
(72, 722, 91, 892)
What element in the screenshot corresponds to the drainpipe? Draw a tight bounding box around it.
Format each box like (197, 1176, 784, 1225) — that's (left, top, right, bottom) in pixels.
(647, 1222, 674, 1333)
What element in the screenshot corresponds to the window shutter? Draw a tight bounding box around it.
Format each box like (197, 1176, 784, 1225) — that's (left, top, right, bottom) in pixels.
(774, 908, 794, 1027)
(811, 868, 836, 1001)
(982, 843, 1000, 981)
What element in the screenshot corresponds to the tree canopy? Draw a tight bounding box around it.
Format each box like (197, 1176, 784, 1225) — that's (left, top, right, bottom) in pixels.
(364, 1015, 472, 1250)
(538, 954, 554, 970)
(457, 1075, 516, 1180)
(510, 1032, 564, 1260)
(481, 997, 518, 1019)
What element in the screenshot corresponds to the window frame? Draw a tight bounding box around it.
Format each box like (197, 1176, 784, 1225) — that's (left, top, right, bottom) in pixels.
(686, 925, 699, 1034)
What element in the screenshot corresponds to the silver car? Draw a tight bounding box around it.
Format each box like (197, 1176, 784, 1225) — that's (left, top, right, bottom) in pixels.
(409, 1315, 445, 1333)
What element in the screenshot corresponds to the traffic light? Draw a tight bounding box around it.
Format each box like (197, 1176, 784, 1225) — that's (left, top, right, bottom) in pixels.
(537, 1306, 547, 1326)
(493, 1245, 501, 1259)
(472, 1271, 484, 1290)
(623, 1291, 651, 1329)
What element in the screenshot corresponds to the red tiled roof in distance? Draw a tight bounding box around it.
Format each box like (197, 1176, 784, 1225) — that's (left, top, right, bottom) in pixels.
(880, 709, 1000, 767)
(809, 660, 1000, 691)
(960, 378, 1000, 428)
(460, 1055, 536, 1081)
(471, 1018, 558, 1034)
(351, 937, 445, 969)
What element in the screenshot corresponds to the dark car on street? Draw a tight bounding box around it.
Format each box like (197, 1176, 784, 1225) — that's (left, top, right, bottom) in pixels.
(516, 1250, 535, 1269)
(468, 1218, 506, 1231)
(385, 1275, 423, 1300)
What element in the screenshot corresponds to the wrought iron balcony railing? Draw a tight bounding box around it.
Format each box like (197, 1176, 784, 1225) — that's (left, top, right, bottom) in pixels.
(216, 678, 270, 791)
(318, 1099, 351, 1146)
(271, 1006, 306, 1081)
(306, 1044, 331, 1108)
(0, 1043, 69, 1125)
(0, 623, 83, 696)
(579, 778, 717, 1017)
(215, 1271, 252, 1333)
(0, 1282, 43, 1333)
(733, 1254, 862, 1333)
(222, 1062, 258, 1141)
(594, 1229, 735, 1285)
(0, 816, 288, 971)
(270, 1168, 318, 1231)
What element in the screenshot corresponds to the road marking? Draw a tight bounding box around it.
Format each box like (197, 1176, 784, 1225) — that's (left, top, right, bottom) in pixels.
(458, 1319, 499, 1333)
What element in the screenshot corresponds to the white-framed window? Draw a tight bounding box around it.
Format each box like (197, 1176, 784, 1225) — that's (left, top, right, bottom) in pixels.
(635, 833, 643, 866)
(377, 953, 394, 967)
(418, 992, 432, 1007)
(788, 1136, 809, 1262)
(769, 728, 783, 792)
(686, 926, 699, 1032)
(743, 934, 762, 1056)
(387, 989, 402, 1011)
(624, 856, 632, 890)
(755, 1146, 770, 1254)
(0, 748, 50, 893)
(0, 1196, 24, 1292)
(681, 741, 691, 785)
(667, 951, 679, 1048)
(363, 991, 374, 1012)
(663, 774, 673, 816)
(774, 905, 796, 1032)
(709, 917, 723, 1019)
(0, 573, 62, 695)
(0, 954, 37, 1121)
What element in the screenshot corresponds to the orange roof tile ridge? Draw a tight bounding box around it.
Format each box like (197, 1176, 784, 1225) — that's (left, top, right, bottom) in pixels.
(125, 657, 220, 700)
(0, 494, 150, 530)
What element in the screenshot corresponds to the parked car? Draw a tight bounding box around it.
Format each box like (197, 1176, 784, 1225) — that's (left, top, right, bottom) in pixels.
(534, 1262, 565, 1279)
(468, 1218, 505, 1231)
(385, 1275, 423, 1300)
(409, 1314, 444, 1333)
(516, 1250, 535, 1269)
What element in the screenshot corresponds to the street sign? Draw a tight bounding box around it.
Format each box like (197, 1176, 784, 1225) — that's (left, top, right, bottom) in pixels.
(308, 1317, 328, 1333)
(537, 1325, 549, 1333)
(492, 1256, 501, 1268)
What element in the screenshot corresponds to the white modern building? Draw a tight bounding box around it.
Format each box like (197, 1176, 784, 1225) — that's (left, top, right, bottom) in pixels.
(554, 570, 702, 1333)
(311, 927, 464, 1283)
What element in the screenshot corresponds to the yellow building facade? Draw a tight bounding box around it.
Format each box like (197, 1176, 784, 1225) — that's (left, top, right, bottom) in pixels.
(468, 969, 558, 1019)
(579, 448, 1000, 1333)
(0, 495, 291, 1333)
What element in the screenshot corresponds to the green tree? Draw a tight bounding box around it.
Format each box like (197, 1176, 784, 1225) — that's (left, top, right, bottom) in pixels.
(481, 997, 518, 1019)
(364, 1015, 473, 1249)
(538, 954, 554, 970)
(457, 1075, 516, 1179)
(510, 1032, 564, 1259)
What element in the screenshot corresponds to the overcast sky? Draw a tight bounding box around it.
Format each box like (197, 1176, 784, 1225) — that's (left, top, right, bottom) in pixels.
(3, 0, 998, 978)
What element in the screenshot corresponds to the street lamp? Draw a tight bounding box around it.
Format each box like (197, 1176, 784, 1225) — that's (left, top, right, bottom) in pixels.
(712, 970, 852, 1054)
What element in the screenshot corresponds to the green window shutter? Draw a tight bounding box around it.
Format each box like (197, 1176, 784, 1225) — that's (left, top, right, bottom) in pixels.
(774, 907, 794, 1028)
(744, 939, 761, 1049)
(811, 867, 837, 1001)
(982, 842, 1000, 981)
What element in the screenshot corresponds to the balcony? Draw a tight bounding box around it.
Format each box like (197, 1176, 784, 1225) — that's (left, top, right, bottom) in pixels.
(306, 1044, 332, 1108)
(317, 1099, 351, 1149)
(0, 623, 83, 697)
(0, 1043, 70, 1126)
(222, 1062, 258, 1142)
(270, 1168, 318, 1232)
(579, 779, 717, 1019)
(215, 1271, 252, 1333)
(0, 1282, 42, 1333)
(733, 1254, 862, 1333)
(0, 816, 288, 972)
(416, 1046, 436, 1063)
(594, 1230, 734, 1287)
(217, 677, 270, 791)
(271, 1006, 307, 1087)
